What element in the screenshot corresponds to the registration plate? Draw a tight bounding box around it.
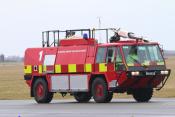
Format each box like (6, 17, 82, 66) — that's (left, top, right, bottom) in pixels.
(146, 72, 155, 75)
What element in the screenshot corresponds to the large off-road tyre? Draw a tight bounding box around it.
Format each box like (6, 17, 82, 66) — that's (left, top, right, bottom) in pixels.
(74, 92, 91, 103)
(92, 78, 113, 103)
(106, 92, 113, 102)
(132, 88, 153, 102)
(33, 78, 53, 103)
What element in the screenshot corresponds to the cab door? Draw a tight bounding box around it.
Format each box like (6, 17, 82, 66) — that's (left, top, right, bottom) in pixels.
(95, 46, 116, 72)
(115, 47, 127, 84)
(106, 47, 116, 72)
(95, 47, 107, 72)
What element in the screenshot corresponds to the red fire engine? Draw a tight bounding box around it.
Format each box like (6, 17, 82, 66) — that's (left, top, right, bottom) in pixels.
(24, 28, 170, 103)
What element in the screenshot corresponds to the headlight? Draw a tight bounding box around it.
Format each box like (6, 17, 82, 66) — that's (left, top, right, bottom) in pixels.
(160, 70, 169, 75)
(131, 71, 140, 76)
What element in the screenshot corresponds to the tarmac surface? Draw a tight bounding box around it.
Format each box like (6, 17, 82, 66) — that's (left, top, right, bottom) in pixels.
(1, 98, 175, 117)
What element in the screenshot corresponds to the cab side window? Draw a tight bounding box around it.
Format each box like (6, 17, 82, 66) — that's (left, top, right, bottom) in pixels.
(116, 47, 126, 70)
(106, 47, 115, 63)
(96, 47, 107, 63)
(116, 48, 123, 63)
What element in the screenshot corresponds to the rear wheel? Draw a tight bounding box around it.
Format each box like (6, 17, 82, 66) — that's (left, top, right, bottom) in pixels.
(74, 92, 91, 103)
(132, 88, 153, 102)
(33, 78, 53, 103)
(92, 78, 113, 103)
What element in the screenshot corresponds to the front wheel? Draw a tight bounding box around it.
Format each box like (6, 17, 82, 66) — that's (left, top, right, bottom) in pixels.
(92, 78, 113, 103)
(74, 92, 91, 103)
(132, 88, 153, 102)
(33, 78, 53, 103)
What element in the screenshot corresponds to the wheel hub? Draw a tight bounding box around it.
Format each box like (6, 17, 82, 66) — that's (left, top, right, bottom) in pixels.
(36, 83, 44, 97)
(95, 84, 104, 97)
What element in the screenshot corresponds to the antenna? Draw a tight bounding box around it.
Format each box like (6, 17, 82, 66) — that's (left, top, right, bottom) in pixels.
(98, 17, 101, 29)
(97, 17, 101, 43)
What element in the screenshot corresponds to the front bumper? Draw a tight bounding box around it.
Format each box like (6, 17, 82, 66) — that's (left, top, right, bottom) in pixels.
(109, 69, 171, 92)
(126, 69, 171, 90)
(127, 69, 171, 78)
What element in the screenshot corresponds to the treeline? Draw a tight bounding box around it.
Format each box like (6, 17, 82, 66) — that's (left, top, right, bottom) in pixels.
(0, 54, 23, 62)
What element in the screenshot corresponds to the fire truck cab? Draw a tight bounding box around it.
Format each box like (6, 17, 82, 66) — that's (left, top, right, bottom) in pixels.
(24, 28, 170, 103)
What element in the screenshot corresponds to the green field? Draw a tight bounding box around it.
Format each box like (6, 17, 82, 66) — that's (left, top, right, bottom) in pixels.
(0, 57, 174, 100)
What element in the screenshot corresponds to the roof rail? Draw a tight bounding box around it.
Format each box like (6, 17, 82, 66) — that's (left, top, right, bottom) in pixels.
(41, 28, 149, 47)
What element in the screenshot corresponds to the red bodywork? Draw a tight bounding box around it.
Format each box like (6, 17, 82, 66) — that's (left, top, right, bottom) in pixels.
(24, 37, 169, 96)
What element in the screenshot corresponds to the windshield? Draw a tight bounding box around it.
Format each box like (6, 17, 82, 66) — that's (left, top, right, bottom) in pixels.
(122, 45, 164, 66)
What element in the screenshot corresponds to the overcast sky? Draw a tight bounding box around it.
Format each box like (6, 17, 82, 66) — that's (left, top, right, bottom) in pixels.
(0, 0, 174, 56)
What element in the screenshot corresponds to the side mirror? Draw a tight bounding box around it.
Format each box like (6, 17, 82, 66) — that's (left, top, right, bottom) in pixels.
(160, 45, 164, 57)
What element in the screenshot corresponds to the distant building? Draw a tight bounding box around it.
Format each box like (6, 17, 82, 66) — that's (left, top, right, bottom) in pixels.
(0, 54, 5, 62)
